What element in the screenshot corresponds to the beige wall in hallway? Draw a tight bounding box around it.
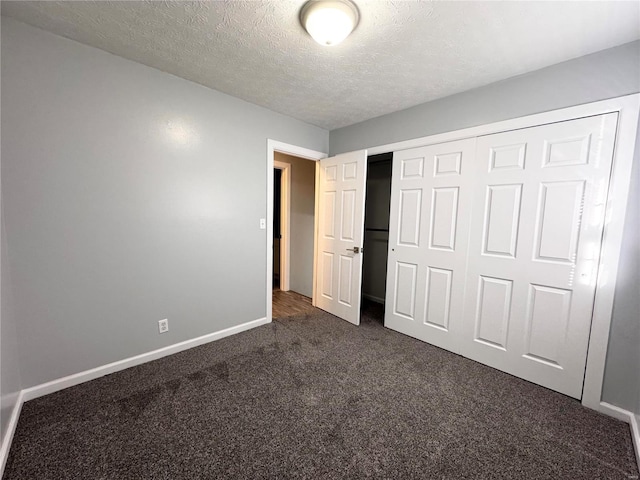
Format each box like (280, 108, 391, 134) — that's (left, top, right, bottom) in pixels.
(274, 152, 316, 298)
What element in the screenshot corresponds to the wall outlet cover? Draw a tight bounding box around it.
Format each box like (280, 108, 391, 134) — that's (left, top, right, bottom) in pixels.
(158, 319, 169, 334)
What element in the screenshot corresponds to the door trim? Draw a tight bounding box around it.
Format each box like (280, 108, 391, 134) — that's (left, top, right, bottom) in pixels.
(273, 160, 291, 292)
(341, 93, 640, 413)
(266, 140, 327, 322)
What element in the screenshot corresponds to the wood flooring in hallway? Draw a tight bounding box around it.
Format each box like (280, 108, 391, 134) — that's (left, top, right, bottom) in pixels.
(272, 288, 314, 319)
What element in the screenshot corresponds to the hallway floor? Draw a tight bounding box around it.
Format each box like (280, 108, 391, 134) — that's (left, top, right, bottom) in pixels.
(272, 288, 314, 319)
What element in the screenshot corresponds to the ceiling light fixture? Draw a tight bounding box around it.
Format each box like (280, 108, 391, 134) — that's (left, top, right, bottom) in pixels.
(300, 0, 360, 47)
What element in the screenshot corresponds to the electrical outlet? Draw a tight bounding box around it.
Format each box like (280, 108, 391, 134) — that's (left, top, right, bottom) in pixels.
(259, 218, 266, 229)
(158, 319, 169, 334)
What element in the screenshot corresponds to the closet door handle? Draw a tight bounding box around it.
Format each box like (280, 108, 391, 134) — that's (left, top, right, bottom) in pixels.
(346, 247, 361, 254)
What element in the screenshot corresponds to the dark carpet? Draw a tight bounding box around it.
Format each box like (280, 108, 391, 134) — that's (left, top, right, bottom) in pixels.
(5, 303, 638, 479)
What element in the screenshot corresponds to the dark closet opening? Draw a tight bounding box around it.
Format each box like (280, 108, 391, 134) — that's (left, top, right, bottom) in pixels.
(362, 152, 393, 317)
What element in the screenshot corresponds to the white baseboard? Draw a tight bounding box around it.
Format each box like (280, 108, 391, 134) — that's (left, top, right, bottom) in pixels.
(599, 402, 640, 472)
(0, 391, 25, 478)
(22, 316, 269, 402)
(598, 401, 632, 422)
(362, 293, 385, 305)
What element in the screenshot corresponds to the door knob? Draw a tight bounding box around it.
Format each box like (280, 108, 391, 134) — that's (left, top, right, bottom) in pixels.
(346, 246, 361, 254)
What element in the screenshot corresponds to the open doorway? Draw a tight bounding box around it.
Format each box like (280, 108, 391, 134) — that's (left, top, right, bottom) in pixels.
(271, 150, 321, 320)
(266, 141, 326, 322)
(266, 141, 392, 326)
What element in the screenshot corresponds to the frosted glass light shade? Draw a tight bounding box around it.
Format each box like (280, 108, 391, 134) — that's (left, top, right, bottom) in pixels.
(300, 0, 359, 47)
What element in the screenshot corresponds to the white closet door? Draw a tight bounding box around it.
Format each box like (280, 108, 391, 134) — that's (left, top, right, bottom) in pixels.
(385, 139, 476, 351)
(461, 113, 618, 398)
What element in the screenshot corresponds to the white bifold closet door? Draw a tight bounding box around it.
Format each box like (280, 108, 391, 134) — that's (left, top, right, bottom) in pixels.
(461, 113, 617, 398)
(385, 138, 476, 351)
(385, 113, 618, 399)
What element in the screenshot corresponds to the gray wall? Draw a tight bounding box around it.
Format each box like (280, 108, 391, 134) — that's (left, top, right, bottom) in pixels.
(274, 153, 316, 298)
(330, 40, 640, 413)
(1, 17, 328, 389)
(330, 41, 640, 156)
(1, 16, 24, 447)
(1, 202, 22, 443)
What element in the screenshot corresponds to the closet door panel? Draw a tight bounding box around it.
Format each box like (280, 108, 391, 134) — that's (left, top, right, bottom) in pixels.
(461, 113, 618, 399)
(385, 138, 476, 352)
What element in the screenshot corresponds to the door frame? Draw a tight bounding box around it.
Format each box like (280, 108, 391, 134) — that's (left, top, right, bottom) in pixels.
(273, 160, 291, 291)
(344, 93, 640, 413)
(266, 140, 327, 322)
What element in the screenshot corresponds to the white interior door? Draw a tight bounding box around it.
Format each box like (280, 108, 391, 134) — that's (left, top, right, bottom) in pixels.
(315, 150, 367, 325)
(385, 139, 476, 350)
(461, 113, 617, 399)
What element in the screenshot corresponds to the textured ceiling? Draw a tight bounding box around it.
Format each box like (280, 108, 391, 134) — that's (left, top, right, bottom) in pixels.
(2, 1, 639, 130)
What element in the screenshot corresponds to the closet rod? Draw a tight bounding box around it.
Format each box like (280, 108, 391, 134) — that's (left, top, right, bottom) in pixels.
(365, 228, 389, 232)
